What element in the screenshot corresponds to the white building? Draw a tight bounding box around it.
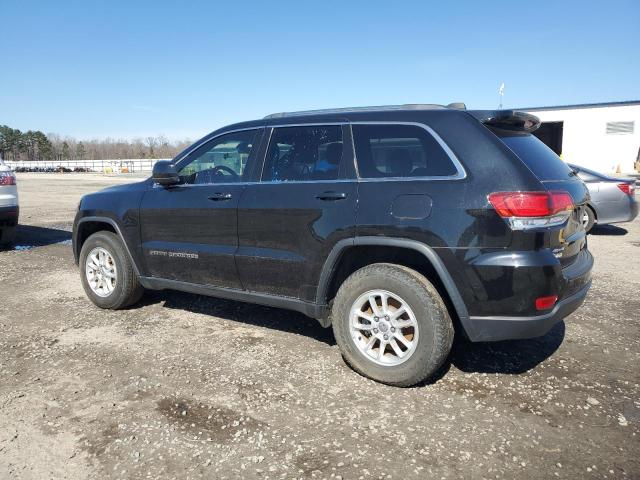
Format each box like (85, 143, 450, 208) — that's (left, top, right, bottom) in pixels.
(522, 100, 639, 174)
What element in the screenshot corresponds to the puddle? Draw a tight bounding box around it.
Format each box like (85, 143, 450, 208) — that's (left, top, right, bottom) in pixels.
(8, 239, 70, 251)
(12, 245, 35, 251)
(157, 397, 264, 442)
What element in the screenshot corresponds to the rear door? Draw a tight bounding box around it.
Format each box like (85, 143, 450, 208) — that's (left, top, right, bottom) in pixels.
(236, 124, 357, 301)
(140, 128, 263, 287)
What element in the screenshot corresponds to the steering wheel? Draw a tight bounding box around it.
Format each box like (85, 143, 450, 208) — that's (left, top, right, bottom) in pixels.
(194, 165, 239, 184)
(211, 165, 239, 180)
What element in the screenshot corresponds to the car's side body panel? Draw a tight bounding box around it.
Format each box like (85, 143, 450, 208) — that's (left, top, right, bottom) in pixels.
(0, 164, 19, 229)
(236, 180, 358, 300)
(73, 180, 149, 271)
(588, 181, 638, 224)
(569, 163, 638, 225)
(139, 183, 246, 288)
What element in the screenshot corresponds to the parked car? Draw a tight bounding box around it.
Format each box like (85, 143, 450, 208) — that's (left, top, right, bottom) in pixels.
(73, 104, 593, 386)
(0, 157, 19, 245)
(567, 163, 638, 232)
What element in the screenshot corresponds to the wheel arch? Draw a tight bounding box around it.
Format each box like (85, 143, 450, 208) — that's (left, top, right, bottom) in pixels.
(74, 216, 141, 276)
(317, 237, 470, 334)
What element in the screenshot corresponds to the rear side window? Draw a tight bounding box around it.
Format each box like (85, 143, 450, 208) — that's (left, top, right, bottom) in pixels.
(496, 131, 575, 181)
(262, 125, 343, 182)
(352, 124, 458, 178)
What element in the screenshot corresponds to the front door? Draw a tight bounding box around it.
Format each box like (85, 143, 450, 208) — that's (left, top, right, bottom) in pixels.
(236, 124, 357, 302)
(140, 128, 263, 288)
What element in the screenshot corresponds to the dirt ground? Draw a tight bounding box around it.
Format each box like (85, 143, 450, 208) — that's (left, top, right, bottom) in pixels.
(1, 173, 638, 479)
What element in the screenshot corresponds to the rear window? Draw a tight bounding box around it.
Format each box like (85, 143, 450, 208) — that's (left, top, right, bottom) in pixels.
(496, 131, 575, 181)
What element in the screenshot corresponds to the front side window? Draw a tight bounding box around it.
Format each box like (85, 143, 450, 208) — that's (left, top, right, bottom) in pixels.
(178, 129, 260, 185)
(262, 125, 343, 182)
(352, 124, 458, 178)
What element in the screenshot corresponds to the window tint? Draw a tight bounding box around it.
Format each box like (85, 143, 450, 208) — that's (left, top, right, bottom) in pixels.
(262, 126, 343, 182)
(352, 124, 458, 178)
(496, 131, 575, 181)
(178, 129, 259, 185)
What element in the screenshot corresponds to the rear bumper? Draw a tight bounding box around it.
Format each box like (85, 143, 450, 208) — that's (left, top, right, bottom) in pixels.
(463, 247, 593, 342)
(0, 206, 19, 227)
(466, 279, 591, 342)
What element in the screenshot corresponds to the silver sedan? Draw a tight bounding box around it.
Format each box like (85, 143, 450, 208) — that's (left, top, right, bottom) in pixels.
(568, 163, 638, 232)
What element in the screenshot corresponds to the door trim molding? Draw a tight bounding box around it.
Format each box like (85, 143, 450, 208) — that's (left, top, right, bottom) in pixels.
(138, 276, 329, 322)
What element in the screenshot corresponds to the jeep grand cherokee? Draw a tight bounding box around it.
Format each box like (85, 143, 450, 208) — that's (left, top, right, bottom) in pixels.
(72, 104, 593, 386)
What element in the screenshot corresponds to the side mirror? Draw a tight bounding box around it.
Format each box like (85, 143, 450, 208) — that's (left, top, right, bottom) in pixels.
(152, 160, 180, 186)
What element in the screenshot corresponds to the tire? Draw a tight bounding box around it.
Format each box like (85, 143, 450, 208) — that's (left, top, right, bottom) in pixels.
(0, 226, 16, 247)
(583, 206, 596, 233)
(79, 231, 144, 309)
(331, 263, 454, 387)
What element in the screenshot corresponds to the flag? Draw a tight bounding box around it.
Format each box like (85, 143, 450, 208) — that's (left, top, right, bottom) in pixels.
(499, 82, 505, 96)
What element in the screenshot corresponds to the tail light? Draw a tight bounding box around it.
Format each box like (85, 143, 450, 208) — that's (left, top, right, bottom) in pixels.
(535, 294, 558, 311)
(0, 171, 16, 186)
(488, 191, 574, 230)
(617, 183, 635, 196)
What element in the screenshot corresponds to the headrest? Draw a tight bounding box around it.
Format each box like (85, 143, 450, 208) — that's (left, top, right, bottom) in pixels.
(236, 142, 251, 154)
(325, 142, 343, 165)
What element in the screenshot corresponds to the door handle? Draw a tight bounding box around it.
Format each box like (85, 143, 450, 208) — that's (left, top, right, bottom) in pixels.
(208, 192, 233, 201)
(316, 191, 347, 201)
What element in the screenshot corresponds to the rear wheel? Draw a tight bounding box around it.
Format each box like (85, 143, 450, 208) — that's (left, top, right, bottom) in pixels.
(331, 263, 454, 386)
(582, 206, 596, 233)
(79, 231, 144, 309)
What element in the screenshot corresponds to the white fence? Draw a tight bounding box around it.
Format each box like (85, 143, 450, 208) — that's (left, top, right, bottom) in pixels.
(5, 159, 170, 173)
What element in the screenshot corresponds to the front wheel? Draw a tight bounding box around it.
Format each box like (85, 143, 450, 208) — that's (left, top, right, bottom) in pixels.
(79, 231, 144, 309)
(331, 263, 454, 386)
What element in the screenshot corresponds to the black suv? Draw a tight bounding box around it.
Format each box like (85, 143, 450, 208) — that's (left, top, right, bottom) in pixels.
(73, 104, 593, 386)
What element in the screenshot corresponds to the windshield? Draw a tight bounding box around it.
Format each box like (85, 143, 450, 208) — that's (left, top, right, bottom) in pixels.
(495, 130, 575, 181)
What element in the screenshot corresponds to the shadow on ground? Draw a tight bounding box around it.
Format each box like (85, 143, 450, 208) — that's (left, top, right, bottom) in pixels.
(449, 321, 565, 374)
(1, 224, 71, 251)
(590, 224, 628, 236)
(140, 288, 565, 379)
(142, 289, 337, 346)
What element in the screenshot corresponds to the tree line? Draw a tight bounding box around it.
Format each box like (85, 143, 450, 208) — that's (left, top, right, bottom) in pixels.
(0, 124, 193, 161)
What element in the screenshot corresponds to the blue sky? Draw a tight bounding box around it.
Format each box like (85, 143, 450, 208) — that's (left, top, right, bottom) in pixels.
(1, 0, 639, 141)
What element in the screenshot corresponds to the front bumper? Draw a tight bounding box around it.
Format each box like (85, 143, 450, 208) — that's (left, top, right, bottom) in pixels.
(466, 279, 591, 342)
(0, 206, 19, 227)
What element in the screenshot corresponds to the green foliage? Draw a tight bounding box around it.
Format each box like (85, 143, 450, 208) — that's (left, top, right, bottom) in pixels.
(0, 124, 191, 161)
(0, 124, 54, 161)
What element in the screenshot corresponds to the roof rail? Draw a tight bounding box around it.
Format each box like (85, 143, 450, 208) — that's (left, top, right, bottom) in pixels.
(263, 103, 449, 119)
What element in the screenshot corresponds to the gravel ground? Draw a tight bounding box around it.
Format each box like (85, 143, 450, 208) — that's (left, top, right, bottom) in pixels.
(1, 173, 638, 479)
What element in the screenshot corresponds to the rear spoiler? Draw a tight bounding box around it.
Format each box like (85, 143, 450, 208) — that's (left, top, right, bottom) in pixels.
(468, 110, 541, 133)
